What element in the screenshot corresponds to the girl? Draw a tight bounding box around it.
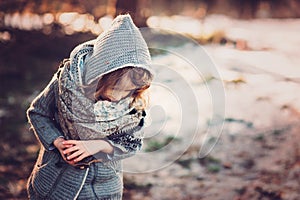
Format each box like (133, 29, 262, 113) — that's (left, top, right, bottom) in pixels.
(26, 14, 154, 199)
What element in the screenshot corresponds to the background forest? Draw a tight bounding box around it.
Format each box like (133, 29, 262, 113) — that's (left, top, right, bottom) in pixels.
(1, 0, 300, 199)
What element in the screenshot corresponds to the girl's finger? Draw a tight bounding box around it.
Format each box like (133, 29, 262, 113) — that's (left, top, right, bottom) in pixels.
(63, 144, 73, 149)
(67, 149, 83, 160)
(74, 152, 88, 163)
(63, 140, 78, 145)
(63, 145, 80, 155)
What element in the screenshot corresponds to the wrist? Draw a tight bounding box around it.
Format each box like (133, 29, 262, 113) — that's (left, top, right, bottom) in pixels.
(99, 140, 114, 154)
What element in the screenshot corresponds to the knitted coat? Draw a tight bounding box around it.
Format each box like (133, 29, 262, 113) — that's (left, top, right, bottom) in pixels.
(26, 14, 153, 200)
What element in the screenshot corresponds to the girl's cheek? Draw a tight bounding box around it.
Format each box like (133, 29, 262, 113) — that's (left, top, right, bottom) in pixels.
(118, 92, 130, 100)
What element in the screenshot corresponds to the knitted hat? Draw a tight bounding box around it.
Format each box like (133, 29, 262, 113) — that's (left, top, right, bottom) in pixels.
(83, 14, 154, 84)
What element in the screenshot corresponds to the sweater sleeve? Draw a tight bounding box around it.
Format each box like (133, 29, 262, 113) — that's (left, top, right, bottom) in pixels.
(27, 74, 63, 151)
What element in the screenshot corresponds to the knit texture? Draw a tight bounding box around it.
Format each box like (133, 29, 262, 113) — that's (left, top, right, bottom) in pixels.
(84, 14, 154, 84)
(27, 76, 127, 199)
(57, 57, 145, 158)
(26, 14, 152, 199)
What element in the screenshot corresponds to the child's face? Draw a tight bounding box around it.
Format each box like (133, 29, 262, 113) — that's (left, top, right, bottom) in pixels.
(100, 74, 138, 102)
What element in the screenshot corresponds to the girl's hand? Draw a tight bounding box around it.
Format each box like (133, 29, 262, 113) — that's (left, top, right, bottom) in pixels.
(62, 140, 114, 163)
(53, 137, 76, 165)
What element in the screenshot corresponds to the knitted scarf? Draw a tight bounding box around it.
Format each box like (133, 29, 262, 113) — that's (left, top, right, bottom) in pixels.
(56, 42, 145, 154)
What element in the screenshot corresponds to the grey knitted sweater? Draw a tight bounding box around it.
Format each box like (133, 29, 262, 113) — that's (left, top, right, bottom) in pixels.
(26, 14, 153, 200)
(27, 73, 139, 199)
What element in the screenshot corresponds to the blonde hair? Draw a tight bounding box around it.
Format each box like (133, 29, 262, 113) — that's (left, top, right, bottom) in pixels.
(85, 67, 153, 109)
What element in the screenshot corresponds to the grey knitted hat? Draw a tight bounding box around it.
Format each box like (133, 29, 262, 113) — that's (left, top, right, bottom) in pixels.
(83, 14, 154, 84)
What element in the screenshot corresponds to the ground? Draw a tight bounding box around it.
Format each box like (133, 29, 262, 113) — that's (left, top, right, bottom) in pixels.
(0, 15, 299, 199)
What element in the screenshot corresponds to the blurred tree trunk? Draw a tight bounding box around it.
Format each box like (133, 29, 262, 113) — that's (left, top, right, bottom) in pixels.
(115, 0, 150, 27)
(229, 0, 260, 18)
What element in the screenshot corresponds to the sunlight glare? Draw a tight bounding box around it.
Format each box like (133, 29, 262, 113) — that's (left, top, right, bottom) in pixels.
(21, 13, 33, 30)
(71, 16, 86, 32)
(58, 12, 78, 25)
(42, 13, 54, 25)
(91, 24, 102, 35)
(147, 15, 202, 37)
(99, 15, 113, 31)
(0, 31, 11, 42)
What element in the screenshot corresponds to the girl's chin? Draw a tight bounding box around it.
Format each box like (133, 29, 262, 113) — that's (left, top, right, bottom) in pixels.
(97, 95, 115, 102)
(104, 97, 119, 102)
